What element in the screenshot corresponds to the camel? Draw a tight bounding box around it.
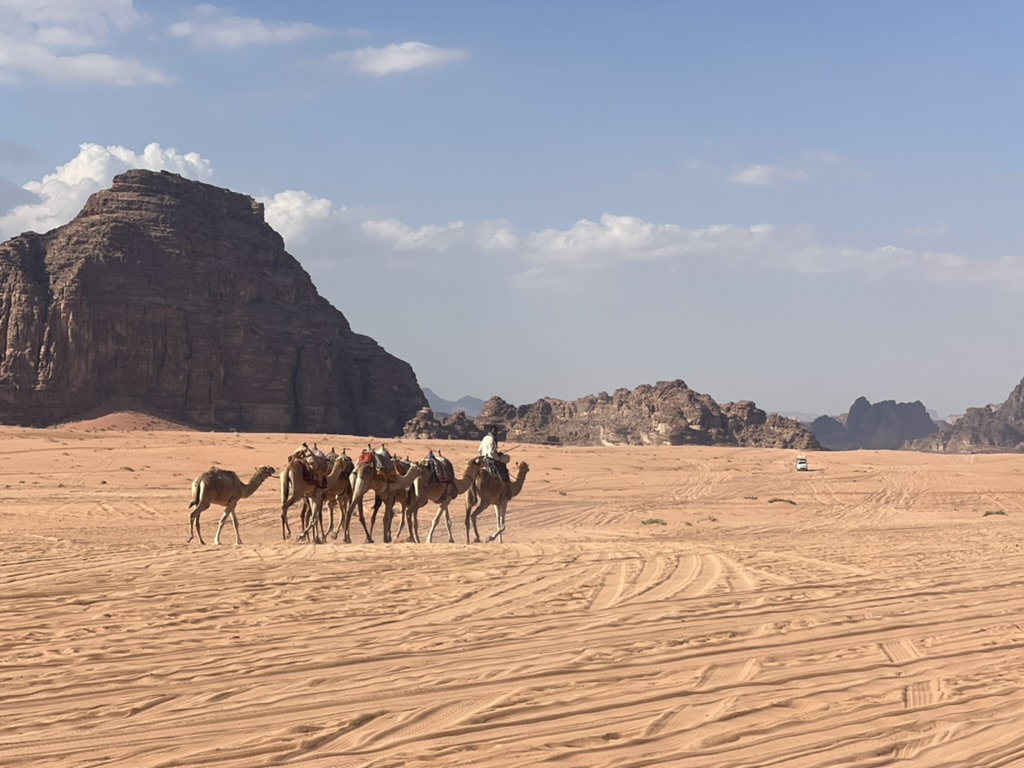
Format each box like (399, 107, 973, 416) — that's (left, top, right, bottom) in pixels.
(281, 452, 351, 542)
(402, 456, 481, 543)
(465, 461, 530, 544)
(312, 451, 355, 540)
(339, 458, 424, 544)
(187, 465, 276, 545)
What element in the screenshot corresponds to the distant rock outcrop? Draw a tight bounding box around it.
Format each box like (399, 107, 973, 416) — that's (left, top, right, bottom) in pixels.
(404, 380, 819, 449)
(0, 169, 425, 433)
(911, 377, 1024, 453)
(402, 407, 484, 441)
(810, 397, 938, 450)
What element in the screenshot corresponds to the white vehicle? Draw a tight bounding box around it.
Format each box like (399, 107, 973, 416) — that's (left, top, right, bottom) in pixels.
(795, 456, 809, 471)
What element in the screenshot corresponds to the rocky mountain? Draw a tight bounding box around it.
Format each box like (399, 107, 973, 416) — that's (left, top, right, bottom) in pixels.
(810, 397, 939, 450)
(0, 169, 425, 433)
(422, 388, 484, 418)
(404, 379, 820, 449)
(911, 377, 1024, 453)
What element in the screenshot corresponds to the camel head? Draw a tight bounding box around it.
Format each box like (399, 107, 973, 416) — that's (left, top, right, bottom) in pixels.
(330, 452, 354, 476)
(256, 465, 276, 479)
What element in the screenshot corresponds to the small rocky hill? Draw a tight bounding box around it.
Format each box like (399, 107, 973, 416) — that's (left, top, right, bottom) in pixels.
(911, 377, 1024, 453)
(404, 379, 820, 449)
(810, 397, 938, 450)
(0, 169, 425, 433)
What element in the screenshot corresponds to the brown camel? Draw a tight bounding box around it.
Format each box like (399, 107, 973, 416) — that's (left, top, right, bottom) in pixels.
(339, 458, 424, 544)
(281, 452, 352, 542)
(311, 451, 355, 540)
(187, 465, 276, 545)
(403, 456, 480, 543)
(465, 461, 530, 544)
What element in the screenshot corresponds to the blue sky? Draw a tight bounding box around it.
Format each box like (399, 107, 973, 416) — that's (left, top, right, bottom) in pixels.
(2, 1, 1023, 419)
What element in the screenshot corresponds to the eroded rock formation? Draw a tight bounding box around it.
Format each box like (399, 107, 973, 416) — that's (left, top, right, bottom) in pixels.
(0, 169, 425, 433)
(405, 380, 819, 449)
(912, 377, 1024, 453)
(811, 397, 938, 450)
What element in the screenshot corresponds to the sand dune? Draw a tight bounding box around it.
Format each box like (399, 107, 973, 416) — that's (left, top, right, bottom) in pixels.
(2, 422, 1023, 767)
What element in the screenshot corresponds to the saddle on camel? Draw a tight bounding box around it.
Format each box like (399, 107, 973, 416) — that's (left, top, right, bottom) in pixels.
(426, 450, 455, 485)
(359, 444, 399, 481)
(289, 442, 333, 489)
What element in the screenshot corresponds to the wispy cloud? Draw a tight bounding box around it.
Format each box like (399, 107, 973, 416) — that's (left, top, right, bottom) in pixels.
(730, 151, 842, 186)
(730, 164, 808, 186)
(334, 41, 468, 76)
(168, 3, 329, 49)
(0, 0, 167, 85)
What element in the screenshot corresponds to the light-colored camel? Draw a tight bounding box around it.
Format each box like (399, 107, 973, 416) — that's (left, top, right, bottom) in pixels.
(280, 452, 352, 542)
(465, 461, 530, 544)
(187, 465, 276, 545)
(312, 451, 355, 540)
(403, 456, 481, 543)
(339, 459, 424, 544)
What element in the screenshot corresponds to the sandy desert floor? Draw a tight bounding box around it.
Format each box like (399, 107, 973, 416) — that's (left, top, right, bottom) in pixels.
(3, 415, 1024, 767)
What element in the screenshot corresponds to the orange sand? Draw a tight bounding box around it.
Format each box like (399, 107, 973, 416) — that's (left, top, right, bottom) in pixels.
(2, 413, 1023, 766)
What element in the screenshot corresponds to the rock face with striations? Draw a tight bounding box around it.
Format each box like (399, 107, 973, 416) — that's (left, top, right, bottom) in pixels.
(404, 379, 819, 449)
(0, 170, 426, 433)
(911, 377, 1024, 453)
(811, 397, 938, 450)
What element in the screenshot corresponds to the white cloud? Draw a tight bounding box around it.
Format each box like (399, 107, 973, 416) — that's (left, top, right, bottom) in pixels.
(0, 142, 211, 238)
(336, 41, 468, 76)
(0, 0, 167, 85)
(261, 189, 336, 244)
(168, 4, 328, 49)
(363, 218, 466, 251)
(730, 163, 808, 186)
(730, 151, 843, 186)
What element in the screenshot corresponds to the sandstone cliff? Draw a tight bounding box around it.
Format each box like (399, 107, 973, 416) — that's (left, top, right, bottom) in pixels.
(404, 380, 820, 449)
(0, 169, 425, 433)
(811, 396, 938, 450)
(911, 377, 1024, 453)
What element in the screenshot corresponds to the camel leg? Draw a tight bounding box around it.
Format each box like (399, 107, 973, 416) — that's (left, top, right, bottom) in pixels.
(188, 502, 209, 545)
(228, 508, 243, 545)
(382, 500, 394, 544)
(281, 500, 293, 540)
(466, 500, 487, 544)
(487, 502, 506, 544)
(427, 503, 454, 544)
(442, 503, 454, 543)
(213, 499, 239, 546)
(408, 505, 420, 543)
(312, 494, 327, 543)
(356, 498, 373, 542)
(326, 499, 337, 539)
(394, 502, 406, 540)
(337, 498, 355, 543)
(427, 506, 443, 543)
(298, 499, 320, 543)
(369, 495, 382, 541)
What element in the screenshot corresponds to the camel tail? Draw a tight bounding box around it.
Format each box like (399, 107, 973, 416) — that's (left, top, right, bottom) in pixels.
(189, 478, 201, 509)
